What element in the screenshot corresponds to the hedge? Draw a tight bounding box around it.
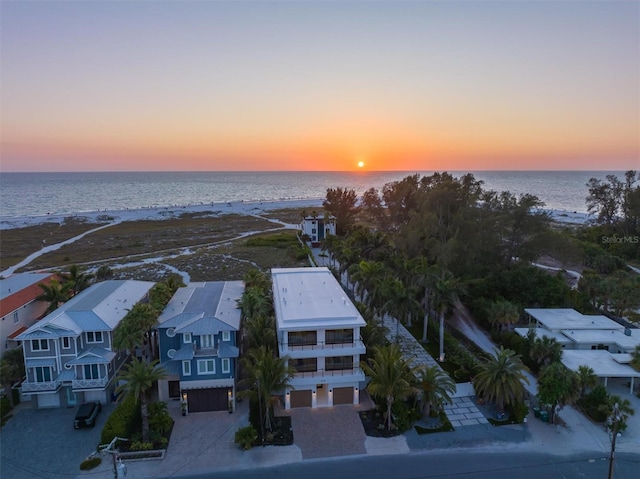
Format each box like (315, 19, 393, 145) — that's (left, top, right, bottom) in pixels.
(100, 394, 140, 445)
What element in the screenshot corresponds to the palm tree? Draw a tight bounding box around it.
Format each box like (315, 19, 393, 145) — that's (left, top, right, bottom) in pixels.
(381, 278, 419, 342)
(244, 314, 277, 351)
(0, 348, 26, 408)
(239, 346, 294, 433)
(432, 269, 463, 362)
(576, 365, 598, 398)
(116, 359, 167, 443)
(410, 256, 435, 343)
(63, 264, 94, 295)
(361, 344, 417, 431)
(488, 299, 520, 332)
(474, 346, 529, 414)
(238, 287, 270, 321)
(416, 366, 456, 420)
(37, 279, 71, 314)
(601, 395, 635, 433)
(243, 269, 271, 293)
(529, 336, 562, 369)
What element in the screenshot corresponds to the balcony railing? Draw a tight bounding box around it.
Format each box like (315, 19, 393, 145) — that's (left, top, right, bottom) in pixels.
(194, 346, 218, 357)
(284, 339, 365, 351)
(292, 367, 364, 378)
(72, 376, 109, 389)
(21, 380, 59, 392)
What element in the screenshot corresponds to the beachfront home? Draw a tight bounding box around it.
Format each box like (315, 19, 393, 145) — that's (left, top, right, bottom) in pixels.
(156, 282, 242, 413)
(16, 280, 155, 408)
(272, 267, 366, 408)
(301, 215, 336, 246)
(0, 273, 58, 355)
(516, 308, 640, 394)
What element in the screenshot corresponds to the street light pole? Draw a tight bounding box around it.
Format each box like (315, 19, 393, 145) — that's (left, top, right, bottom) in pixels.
(608, 402, 619, 479)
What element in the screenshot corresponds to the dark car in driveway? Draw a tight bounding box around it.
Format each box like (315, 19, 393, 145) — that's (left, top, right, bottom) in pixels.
(74, 401, 102, 429)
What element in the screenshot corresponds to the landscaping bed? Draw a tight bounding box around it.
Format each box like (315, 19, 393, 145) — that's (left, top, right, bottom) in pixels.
(358, 409, 404, 438)
(254, 415, 294, 446)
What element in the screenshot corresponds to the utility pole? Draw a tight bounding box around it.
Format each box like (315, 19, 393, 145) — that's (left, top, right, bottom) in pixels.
(608, 402, 619, 479)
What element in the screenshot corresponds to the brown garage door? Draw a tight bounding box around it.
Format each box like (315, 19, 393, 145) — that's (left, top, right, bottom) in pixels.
(290, 390, 312, 408)
(187, 388, 229, 412)
(333, 387, 353, 405)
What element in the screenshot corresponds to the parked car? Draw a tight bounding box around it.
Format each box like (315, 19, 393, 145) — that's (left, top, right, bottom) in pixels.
(74, 401, 102, 429)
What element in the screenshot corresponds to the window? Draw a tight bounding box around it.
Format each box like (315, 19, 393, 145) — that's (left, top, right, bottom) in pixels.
(83, 364, 100, 380)
(200, 334, 214, 348)
(86, 331, 103, 343)
(34, 366, 52, 382)
(326, 329, 353, 345)
(182, 361, 191, 376)
(326, 356, 353, 371)
(197, 359, 215, 375)
(183, 333, 192, 344)
(62, 337, 71, 349)
(288, 331, 317, 347)
(31, 339, 49, 351)
(222, 358, 231, 374)
(13, 312, 19, 324)
(166, 328, 176, 338)
(222, 331, 230, 342)
(292, 358, 317, 373)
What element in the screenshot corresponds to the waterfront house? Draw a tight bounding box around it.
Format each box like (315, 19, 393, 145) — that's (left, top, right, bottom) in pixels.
(0, 273, 58, 355)
(301, 215, 336, 246)
(272, 267, 366, 408)
(156, 281, 242, 413)
(16, 280, 155, 408)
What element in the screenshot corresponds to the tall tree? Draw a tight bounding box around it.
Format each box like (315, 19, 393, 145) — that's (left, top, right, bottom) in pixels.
(488, 299, 520, 332)
(529, 336, 563, 370)
(116, 359, 167, 443)
(537, 362, 579, 424)
(576, 365, 598, 398)
(432, 269, 463, 362)
(63, 264, 93, 295)
(362, 344, 417, 431)
(239, 346, 294, 433)
(37, 279, 71, 314)
(323, 187, 360, 236)
(473, 346, 529, 414)
(416, 365, 456, 419)
(0, 348, 25, 408)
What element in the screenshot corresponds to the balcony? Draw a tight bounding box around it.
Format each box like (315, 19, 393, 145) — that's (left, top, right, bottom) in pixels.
(292, 367, 364, 379)
(21, 380, 60, 393)
(72, 376, 109, 390)
(283, 339, 365, 352)
(194, 346, 218, 357)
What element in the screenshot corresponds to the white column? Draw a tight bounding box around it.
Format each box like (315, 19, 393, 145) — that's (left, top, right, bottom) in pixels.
(354, 386, 360, 405)
(328, 387, 333, 407)
(630, 377, 635, 395)
(312, 389, 317, 408)
(285, 389, 291, 409)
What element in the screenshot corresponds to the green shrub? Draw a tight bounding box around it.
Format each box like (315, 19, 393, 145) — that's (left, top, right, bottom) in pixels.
(506, 401, 529, 423)
(148, 402, 173, 436)
(79, 457, 102, 470)
(579, 385, 609, 423)
(0, 396, 12, 418)
(234, 426, 258, 450)
(390, 399, 420, 432)
(100, 394, 141, 445)
(130, 441, 154, 451)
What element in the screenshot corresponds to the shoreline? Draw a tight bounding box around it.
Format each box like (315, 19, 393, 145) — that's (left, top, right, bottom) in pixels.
(0, 198, 326, 230)
(0, 198, 593, 231)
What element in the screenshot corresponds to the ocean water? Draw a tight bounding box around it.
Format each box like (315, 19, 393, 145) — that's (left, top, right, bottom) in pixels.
(0, 170, 628, 218)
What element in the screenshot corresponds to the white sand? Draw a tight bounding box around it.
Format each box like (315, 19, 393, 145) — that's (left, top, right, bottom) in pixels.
(0, 198, 325, 230)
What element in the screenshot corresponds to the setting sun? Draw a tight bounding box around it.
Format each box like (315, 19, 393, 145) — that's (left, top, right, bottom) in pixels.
(357, 161, 365, 168)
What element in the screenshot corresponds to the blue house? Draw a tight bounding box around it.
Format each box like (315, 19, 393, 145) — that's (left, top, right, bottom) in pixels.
(156, 282, 243, 413)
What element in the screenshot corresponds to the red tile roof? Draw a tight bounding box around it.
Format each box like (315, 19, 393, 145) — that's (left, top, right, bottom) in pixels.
(0, 274, 58, 317)
(7, 326, 27, 340)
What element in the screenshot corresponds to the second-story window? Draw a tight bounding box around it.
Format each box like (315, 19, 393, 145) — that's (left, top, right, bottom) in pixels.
(31, 339, 49, 351)
(326, 356, 354, 371)
(13, 312, 19, 324)
(197, 359, 215, 374)
(292, 358, 317, 373)
(86, 332, 103, 343)
(326, 329, 354, 345)
(183, 333, 192, 343)
(62, 337, 71, 349)
(200, 335, 214, 348)
(222, 331, 230, 342)
(84, 364, 100, 380)
(182, 361, 191, 376)
(288, 331, 317, 347)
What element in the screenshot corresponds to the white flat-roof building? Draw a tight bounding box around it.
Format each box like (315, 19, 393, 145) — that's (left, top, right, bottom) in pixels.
(272, 267, 366, 409)
(561, 350, 640, 393)
(525, 308, 625, 331)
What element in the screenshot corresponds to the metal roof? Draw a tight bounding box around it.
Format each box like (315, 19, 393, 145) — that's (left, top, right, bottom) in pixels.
(176, 316, 235, 335)
(158, 360, 181, 376)
(0, 273, 54, 301)
(66, 347, 116, 365)
(218, 343, 239, 358)
(25, 358, 56, 368)
(272, 267, 366, 331)
(17, 280, 154, 340)
(172, 346, 194, 361)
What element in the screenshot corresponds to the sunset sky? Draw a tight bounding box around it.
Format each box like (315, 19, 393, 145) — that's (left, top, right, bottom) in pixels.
(1, 1, 638, 172)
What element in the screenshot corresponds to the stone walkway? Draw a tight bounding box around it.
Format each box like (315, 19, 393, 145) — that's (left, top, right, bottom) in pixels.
(383, 315, 489, 428)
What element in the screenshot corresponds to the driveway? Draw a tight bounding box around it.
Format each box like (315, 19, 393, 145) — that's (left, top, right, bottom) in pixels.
(0, 401, 114, 479)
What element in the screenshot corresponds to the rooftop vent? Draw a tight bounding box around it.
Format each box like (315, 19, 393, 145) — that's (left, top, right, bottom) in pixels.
(624, 328, 632, 336)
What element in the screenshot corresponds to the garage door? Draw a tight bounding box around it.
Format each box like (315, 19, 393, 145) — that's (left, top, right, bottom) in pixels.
(37, 393, 61, 408)
(187, 388, 229, 412)
(290, 390, 312, 408)
(333, 387, 353, 405)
